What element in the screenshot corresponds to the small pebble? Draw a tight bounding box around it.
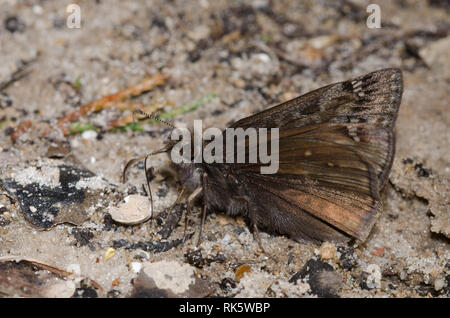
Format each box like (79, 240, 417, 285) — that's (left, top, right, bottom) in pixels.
(108, 195, 152, 225)
(220, 233, 232, 245)
(46, 141, 71, 158)
(337, 246, 359, 270)
(419, 37, 450, 69)
(135, 250, 150, 260)
(362, 264, 382, 289)
(104, 247, 115, 260)
(4, 16, 26, 33)
(32, 5, 44, 15)
(254, 53, 271, 63)
(132, 260, 212, 298)
(130, 262, 142, 273)
(44, 280, 76, 298)
(81, 130, 98, 141)
(290, 259, 342, 297)
(371, 247, 385, 257)
(319, 242, 337, 260)
(434, 278, 445, 292)
(235, 264, 251, 281)
(233, 78, 246, 88)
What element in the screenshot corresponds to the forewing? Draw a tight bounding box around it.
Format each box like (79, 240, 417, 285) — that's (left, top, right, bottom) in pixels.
(230, 68, 402, 130)
(230, 68, 402, 187)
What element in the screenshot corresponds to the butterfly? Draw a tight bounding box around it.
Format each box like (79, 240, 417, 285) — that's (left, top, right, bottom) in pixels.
(123, 68, 403, 244)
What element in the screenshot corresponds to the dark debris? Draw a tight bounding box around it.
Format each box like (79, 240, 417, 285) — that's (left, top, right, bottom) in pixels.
(72, 281, 98, 298)
(0, 165, 95, 228)
(184, 249, 227, 268)
(155, 203, 184, 239)
(219, 277, 237, 292)
(414, 163, 432, 178)
(4, 16, 26, 33)
(359, 271, 373, 290)
(102, 213, 119, 231)
(71, 228, 95, 247)
(290, 259, 342, 298)
(112, 232, 193, 253)
(337, 246, 359, 270)
(0, 92, 13, 108)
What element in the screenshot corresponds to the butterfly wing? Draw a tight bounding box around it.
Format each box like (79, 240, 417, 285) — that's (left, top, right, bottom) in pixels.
(230, 68, 402, 188)
(228, 68, 403, 241)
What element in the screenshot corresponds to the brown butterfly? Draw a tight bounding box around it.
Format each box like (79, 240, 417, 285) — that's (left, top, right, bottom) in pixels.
(123, 68, 403, 245)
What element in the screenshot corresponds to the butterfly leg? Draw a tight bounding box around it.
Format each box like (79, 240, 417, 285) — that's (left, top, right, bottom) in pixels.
(184, 186, 202, 242)
(249, 214, 271, 258)
(250, 219, 278, 262)
(251, 221, 265, 252)
(154, 187, 186, 239)
(197, 172, 209, 247)
(166, 187, 185, 218)
(196, 204, 207, 247)
(233, 195, 276, 260)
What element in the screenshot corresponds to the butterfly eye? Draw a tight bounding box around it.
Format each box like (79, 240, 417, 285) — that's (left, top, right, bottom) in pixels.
(225, 173, 235, 181)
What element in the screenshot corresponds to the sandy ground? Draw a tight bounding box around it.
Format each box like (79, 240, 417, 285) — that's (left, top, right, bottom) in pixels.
(0, 0, 448, 298)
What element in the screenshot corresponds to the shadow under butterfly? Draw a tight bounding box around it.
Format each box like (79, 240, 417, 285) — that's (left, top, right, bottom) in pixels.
(123, 68, 403, 246)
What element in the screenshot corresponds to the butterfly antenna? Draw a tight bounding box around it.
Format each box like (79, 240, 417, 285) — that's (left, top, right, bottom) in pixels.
(122, 146, 172, 224)
(132, 109, 175, 130)
(121, 109, 176, 222)
(122, 146, 172, 183)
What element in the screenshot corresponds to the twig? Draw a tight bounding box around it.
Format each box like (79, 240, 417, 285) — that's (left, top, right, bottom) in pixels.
(56, 72, 169, 135)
